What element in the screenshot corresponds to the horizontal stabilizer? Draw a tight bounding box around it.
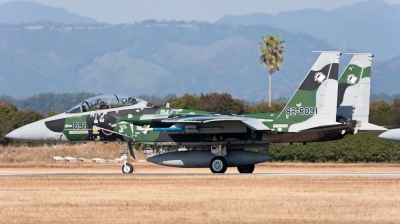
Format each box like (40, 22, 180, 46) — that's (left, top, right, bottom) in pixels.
(288, 117, 344, 132)
(358, 122, 388, 132)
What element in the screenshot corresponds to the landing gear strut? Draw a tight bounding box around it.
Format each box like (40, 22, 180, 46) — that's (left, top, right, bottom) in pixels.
(114, 142, 135, 173)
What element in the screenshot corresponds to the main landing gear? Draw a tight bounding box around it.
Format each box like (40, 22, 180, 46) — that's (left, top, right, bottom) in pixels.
(210, 156, 227, 173)
(114, 141, 135, 173)
(209, 145, 227, 173)
(237, 164, 255, 173)
(209, 156, 255, 173)
(209, 145, 256, 174)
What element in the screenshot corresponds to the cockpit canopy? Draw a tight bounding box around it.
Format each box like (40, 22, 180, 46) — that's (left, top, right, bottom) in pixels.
(66, 94, 152, 113)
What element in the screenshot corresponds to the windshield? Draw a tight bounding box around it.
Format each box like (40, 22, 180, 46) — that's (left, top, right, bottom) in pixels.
(66, 94, 149, 113)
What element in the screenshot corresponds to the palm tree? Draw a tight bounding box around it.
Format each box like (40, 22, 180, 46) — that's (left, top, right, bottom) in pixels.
(259, 35, 285, 107)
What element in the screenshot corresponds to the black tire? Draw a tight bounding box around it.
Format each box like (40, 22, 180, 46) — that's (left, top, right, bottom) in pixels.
(237, 164, 255, 173)
(122, 163, 134, 173)
(127, 163, 134, 173)
(210, 156, 227, 173)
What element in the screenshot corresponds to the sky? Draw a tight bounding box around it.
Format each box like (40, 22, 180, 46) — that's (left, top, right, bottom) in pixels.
(0, 0, 399, 24)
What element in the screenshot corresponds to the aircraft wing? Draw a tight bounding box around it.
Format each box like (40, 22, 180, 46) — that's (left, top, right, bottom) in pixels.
(297, 120, 387, 133)
(161, 115, 270, 131)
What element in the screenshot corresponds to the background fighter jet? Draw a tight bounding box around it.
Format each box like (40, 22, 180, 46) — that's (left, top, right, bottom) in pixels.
(379, 129, 400, 142)
(6, 51, 382, 173)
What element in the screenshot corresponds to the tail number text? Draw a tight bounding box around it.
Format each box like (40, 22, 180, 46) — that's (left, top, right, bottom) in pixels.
(286, 107, 317, 116)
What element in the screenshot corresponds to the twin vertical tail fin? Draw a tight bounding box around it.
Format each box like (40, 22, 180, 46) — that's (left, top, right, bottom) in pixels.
(274, 51, 341, 132)
(337, 53, 387, 131)
(337, 53, 372, 122)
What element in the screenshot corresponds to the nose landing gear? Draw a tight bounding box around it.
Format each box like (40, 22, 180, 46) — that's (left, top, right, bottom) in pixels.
(122, 162, 134, 173)
(114, 141, 135, 173)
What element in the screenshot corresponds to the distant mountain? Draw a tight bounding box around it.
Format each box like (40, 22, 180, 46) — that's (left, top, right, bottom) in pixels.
(0, 21, 397, 102)
(0, 1, 99, 24)
(0, 92, 97, 114)
(374, 56, 400, 95)
(370, 93, 400, 104)
(0, 21, 336, 101)
(217, 0, 400, 61)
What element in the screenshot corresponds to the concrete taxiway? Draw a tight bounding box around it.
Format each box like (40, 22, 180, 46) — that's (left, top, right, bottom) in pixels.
(1, 173, 400, 178)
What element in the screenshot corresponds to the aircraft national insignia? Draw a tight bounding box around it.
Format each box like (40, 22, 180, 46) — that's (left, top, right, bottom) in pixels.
(347, 74, 358, 85)
(314, 72, 326, 83)
(102, 129, 113, 135)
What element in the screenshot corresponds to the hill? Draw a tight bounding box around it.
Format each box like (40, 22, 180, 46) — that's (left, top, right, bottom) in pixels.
(0, 1, 99, 24)
(217, 0, 400, 61)
(0, 20, 397, 101)
(0, 21, 336, 101)
(374, 56, 400, 95)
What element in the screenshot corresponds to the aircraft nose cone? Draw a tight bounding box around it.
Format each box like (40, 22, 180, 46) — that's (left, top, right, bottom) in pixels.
(379, 129, 400, 142)
(5, 120, 48, 142)
(5, 129, 21, 140)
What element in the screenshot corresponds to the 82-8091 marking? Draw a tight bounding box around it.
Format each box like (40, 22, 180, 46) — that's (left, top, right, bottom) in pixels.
(286, 107, 317, 116)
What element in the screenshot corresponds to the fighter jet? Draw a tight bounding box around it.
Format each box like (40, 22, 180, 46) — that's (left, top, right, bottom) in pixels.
(5, 51, 380, 174)
(378, 129, 400, 142)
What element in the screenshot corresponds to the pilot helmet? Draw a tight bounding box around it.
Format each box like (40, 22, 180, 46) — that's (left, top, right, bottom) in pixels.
(121, 98, 127, 104)
(97, 99, 104, 105)
(128, 97, 136, 103)
(90, 100, 96, 107)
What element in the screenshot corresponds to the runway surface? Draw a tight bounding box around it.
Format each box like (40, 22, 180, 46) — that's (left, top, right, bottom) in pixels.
(2, 172, 400, 178)
(3, 169, 400, 223)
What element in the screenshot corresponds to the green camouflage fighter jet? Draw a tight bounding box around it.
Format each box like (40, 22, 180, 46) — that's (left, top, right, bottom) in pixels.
(6, 51, 378, 174)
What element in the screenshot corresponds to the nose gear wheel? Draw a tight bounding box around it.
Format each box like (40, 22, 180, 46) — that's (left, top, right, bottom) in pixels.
(122, 163, 134, 173)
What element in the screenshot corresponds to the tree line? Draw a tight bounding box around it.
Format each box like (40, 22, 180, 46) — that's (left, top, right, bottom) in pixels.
(167, 93, 286, 114)
(369, 99, 400, 126)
